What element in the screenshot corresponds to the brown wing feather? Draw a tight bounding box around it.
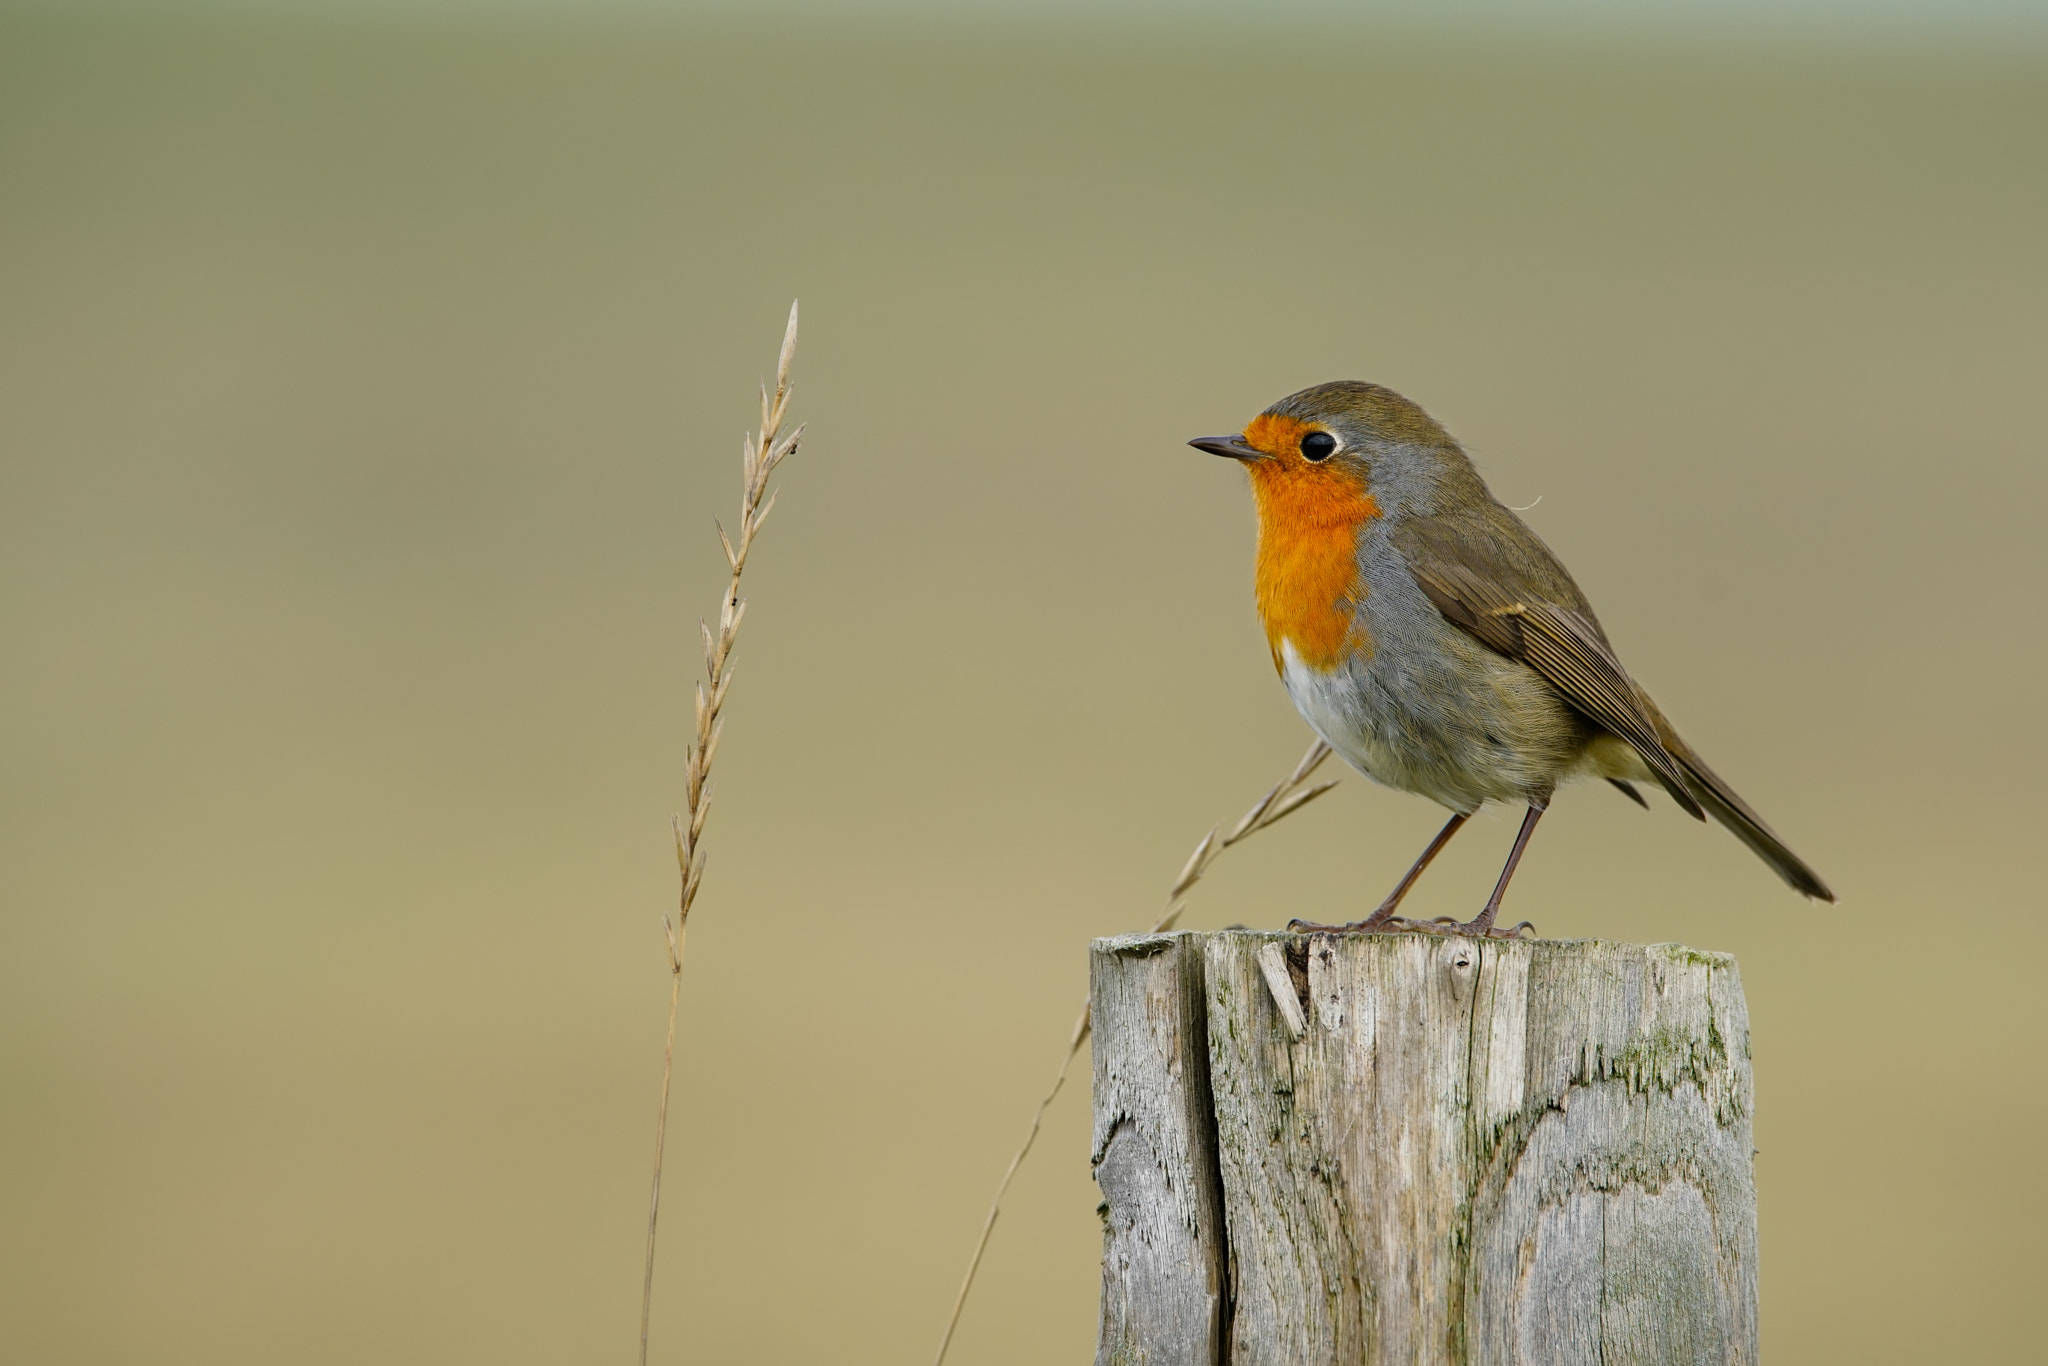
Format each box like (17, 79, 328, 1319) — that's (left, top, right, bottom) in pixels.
(1607, 778, 1651, 808)
(1397, 508, 1834, 900)
(1409, 557, 1707, 820)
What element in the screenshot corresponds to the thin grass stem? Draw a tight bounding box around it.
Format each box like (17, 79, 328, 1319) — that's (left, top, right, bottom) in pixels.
(641, 301, 803, 1366)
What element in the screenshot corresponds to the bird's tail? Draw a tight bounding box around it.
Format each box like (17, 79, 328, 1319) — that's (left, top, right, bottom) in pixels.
(1662, 733, 1836, 903)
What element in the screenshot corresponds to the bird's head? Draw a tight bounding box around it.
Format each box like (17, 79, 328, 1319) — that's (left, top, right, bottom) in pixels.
(1189, 380, 1464, 518)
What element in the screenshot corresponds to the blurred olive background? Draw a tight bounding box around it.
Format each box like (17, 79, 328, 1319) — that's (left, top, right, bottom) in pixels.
(3, 3, 2044, 1362)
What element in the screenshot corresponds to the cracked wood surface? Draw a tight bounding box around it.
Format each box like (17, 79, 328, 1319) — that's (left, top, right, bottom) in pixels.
(1091, 934, 1230, 1366)
(1090, 930, 1757, 1366)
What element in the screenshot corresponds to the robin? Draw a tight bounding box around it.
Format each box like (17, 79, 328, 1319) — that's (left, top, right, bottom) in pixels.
(1191, 381, 1834, 939)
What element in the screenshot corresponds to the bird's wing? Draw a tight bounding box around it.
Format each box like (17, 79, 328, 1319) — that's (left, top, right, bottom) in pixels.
(1399, 527, 1707, 820)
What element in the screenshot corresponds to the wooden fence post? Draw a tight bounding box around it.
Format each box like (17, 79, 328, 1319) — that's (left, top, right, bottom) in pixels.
(1090, 930, 1757, 1366)
(1091, 933, 1230, 1364)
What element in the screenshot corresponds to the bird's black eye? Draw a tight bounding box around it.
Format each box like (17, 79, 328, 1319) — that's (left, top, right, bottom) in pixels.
(1300, 431, 1338, 462)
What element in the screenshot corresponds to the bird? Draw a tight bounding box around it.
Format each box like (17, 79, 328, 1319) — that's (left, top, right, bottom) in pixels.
(1190, 381, 1834, 939)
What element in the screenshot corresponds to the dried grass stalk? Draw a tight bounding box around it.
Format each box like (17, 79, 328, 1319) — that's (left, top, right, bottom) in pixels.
(928, 739, 1336, 1366)
(641, 301, 804, 1366)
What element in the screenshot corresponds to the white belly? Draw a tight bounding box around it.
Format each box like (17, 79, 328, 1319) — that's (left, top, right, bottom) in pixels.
(1279, 641, 1420, 795)
(1276, 637, 1585, 813)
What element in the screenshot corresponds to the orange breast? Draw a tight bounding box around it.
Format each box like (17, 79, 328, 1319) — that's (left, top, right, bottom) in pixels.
(1246, 455, 1380, 674)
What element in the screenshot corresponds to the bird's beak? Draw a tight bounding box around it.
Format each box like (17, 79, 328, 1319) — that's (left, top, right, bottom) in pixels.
(1189, 434, 1265, 461)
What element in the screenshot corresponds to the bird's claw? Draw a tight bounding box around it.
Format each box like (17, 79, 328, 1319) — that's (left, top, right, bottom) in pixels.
(1285, 914, 1537, 941)
(1438, 917, 1539, 940)
(1286, 914, 1398, 935)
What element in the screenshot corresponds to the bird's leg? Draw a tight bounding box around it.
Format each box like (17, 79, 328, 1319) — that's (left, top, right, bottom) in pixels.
(1288, 811, 1468, 934)
(1358, 811, 1469, 929)
(1454, 804, 1545, 939)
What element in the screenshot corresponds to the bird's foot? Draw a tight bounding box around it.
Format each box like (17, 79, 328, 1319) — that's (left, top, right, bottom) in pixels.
(1288, 917, 1374, 934)
(1287, 911, 1516, 937)
(1286, 911, 1537, 940)
(1287, 908, 1405, 935)
(1414, 915, 1538, 940)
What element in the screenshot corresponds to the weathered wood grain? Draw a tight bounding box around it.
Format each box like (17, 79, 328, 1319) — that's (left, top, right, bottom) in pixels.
(1090, 933, 1229, 1366)
(1459, 938, 1757, 1366)
(1091, 931, 1757, 1366)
